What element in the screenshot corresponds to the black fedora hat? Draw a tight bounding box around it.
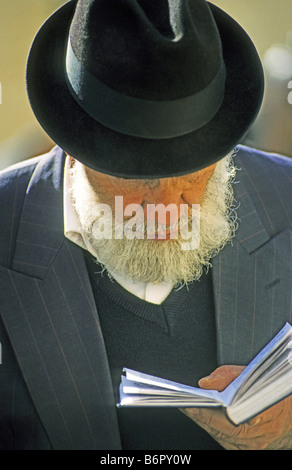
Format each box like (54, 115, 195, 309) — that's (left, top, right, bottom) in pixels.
(26, 0, 264, 178)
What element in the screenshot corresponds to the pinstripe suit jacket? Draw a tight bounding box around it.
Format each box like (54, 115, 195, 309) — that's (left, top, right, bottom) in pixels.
(0, 145, 291, 449)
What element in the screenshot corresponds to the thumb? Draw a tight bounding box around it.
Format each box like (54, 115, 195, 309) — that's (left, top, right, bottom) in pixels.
(198, 365, 245, 392)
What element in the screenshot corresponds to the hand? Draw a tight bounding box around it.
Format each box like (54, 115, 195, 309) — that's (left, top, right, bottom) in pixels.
(180, 365, 292, 450)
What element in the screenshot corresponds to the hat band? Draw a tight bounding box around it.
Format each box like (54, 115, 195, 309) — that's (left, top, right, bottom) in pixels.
(65, 39, 226, 139)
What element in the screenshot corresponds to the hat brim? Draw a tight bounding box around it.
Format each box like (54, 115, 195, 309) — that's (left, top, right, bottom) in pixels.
(26, 1, 264, 178)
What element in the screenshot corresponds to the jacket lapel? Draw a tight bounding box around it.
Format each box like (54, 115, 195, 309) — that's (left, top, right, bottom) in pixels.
(212, 183, 292, 366)
(0, 151, 121, 449)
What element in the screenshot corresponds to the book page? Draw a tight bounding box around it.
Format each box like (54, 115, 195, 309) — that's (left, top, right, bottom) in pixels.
(220, 323, 292, 405)
(227, 365, 292, 424)
(120, 368, 223, 404)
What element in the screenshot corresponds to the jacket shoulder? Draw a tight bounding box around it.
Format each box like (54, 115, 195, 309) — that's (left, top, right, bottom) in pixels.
(0, 147, 64, 267)
(234, 145, 292, 234)
(235, 145, 292, 176)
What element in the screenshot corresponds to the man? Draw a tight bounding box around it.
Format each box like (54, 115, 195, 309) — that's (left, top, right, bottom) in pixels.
(0, 0, 291, 450)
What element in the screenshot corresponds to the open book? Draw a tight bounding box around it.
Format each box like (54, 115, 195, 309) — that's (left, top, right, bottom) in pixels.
(117, 323, 292, 425)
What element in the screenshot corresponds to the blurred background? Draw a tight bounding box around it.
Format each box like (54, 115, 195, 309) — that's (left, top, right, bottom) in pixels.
(0, 0, 292, 170)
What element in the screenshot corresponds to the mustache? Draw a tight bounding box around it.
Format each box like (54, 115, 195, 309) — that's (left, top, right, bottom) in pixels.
(91, 203, 196, 236)
(91, 208, 199, 244)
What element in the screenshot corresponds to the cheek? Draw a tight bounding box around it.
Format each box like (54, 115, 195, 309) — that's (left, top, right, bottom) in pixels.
(182, 173, 215, 204)
(182, 181, 210, 204)
(96, 180, 146, 207)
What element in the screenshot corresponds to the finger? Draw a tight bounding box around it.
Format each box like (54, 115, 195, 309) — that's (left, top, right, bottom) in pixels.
(180, 407, 276, 450)
(181, 396, 291, 438)
(248, 395, 290, 427)
(180, 406, 235, 433)
(198, 365, 245, 391)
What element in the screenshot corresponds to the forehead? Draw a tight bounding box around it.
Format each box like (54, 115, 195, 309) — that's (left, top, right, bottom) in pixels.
(85, 163, 216, 187)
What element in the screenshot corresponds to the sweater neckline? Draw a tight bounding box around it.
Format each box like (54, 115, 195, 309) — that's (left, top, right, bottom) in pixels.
(84, 251, 212, 334)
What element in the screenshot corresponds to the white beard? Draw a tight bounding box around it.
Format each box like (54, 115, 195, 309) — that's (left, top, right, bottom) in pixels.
(70, 153, 238, 287)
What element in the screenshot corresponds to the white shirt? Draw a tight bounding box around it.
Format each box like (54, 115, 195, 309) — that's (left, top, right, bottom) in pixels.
(63, 157, 174, 304)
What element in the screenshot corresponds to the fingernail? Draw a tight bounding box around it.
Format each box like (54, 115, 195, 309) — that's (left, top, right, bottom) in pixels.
(198, 375, 213, 384)
(250, 416, 262, 427)
(200, 373, 216, 381)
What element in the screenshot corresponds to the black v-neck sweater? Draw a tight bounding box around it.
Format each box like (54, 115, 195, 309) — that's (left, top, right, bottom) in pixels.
(85, 251, 222, 450)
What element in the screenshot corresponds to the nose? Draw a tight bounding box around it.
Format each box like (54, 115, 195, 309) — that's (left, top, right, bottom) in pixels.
(142, 180, 184, 227)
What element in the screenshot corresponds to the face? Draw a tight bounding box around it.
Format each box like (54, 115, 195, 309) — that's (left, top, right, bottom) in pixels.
(69, 153, 237, 285)
(83, 163, 217, 230)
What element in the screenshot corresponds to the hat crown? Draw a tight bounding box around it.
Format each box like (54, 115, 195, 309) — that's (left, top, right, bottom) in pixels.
(69, 0, 223, 100)
(26, 0, 264, 177)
